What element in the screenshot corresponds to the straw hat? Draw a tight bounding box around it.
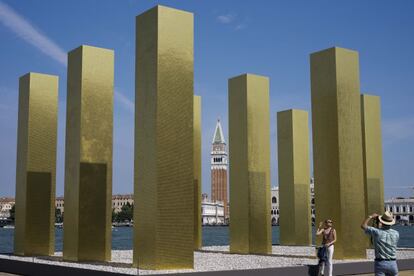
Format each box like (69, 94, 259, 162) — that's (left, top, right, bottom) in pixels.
(378, 211, 396, 226)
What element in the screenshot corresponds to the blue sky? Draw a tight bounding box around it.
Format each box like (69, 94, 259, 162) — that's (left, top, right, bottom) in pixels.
(0, 0, 413, 198)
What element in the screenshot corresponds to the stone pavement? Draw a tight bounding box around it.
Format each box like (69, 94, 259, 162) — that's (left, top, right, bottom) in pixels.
(358, 271, 414, 276)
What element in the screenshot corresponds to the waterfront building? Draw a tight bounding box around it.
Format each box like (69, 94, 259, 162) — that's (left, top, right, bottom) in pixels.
(210, 119, 228, 218)
(270, 187, 279, 225)
(202, 193, 208, 202)
(271, 180, 315, 226)
(385, 196, 414, 224)
(201, 194, 225, 225)
(5, 186, 414, 226)
(0, 198, 14, 218)
(55, 197, 64, 214)
(112, 195, 134, 213)
(55, 195, 133, 215)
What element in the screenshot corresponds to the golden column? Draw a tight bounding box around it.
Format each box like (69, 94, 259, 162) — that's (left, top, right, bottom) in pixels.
(134, 6, 194, 269)
(277, 109, 311, 246)
(63, 45, 114, 262)
(14, 73, 58, 256)
(229, 74, 271, 254)
(311, 47, 366, 259)
(361, 94, 384, 217)
(194, 95, 202, 250)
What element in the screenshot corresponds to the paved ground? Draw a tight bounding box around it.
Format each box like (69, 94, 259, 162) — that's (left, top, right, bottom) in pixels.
(1, 268, 414, 275)
(1, 246, 414, 275)
(357, 271, 414, 276)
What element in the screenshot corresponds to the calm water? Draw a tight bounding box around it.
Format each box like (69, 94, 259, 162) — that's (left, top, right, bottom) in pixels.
(1, 226, 413, 253)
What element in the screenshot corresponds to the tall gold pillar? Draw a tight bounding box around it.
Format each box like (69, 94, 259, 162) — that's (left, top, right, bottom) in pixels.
(14, 73, 58, 256)
(134, 6, 194, 269)
(361, 94, 384, 216)
(277, 109, 311, 246)
(194, 95, 202, 250)
(311, 47, 366, 259)
(229, 74, 271, 254)
(63, 45, 114, 262)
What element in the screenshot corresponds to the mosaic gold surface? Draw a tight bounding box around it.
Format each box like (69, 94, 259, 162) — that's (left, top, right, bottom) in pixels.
(63, 45, 114, 262)
(14, 73, 58, 256)
(361, 95, 384, 217)
(134, 5, 194, 269)
(277, 109, 312, 246)
(194, 95, 202, 250)
(310, 47, 366, 259)
(228, 74, 271, 254)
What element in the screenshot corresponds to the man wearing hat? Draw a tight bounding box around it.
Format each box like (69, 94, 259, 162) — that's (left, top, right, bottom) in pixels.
(361, 211, 400, 276)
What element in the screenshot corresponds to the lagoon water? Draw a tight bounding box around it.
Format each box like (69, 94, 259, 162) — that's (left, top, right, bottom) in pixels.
(1, 226, 413, 253)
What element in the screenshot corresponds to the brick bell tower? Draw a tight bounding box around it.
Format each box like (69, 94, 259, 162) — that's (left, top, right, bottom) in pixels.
(211, 119, 228, 218)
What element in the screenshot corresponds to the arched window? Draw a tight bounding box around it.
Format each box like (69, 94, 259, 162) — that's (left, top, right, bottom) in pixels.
(311, 198, 315, 204)
(272, 197, 277, 204)
(396, 206, 400, 213)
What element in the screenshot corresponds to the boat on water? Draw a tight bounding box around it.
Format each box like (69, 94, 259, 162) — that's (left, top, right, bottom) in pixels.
(3, 225, 14, 229)
(55, 223, 63, 229)
(112, 221, 133, 227)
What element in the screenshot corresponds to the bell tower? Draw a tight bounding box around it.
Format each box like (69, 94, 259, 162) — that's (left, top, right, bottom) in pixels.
(211, 119, 228, 218)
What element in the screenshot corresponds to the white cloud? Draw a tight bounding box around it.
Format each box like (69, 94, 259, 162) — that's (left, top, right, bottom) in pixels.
(216, 12, 249, 31)
(115, 89, 134, 113)
(0, 1, 67, 66)
(0, 1, 135, 113)
(235, 24, 247, 31)
(217, 13, 236, 24)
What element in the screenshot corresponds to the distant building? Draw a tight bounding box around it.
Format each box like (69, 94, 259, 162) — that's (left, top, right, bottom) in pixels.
(201, 194, 225, 225)
(3, 184, 413, 225)
(55, 194, 134, 215)
(0, 197, 14, 218)
(55, 196, 64, 214)
(270, 187, 279, 225)
(271, 179, 315, 225)
(385, 196, 414, 224)
(202, 193, 209, 202)
(112, 194, 134, 213)
(210, 119, 228, 218)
